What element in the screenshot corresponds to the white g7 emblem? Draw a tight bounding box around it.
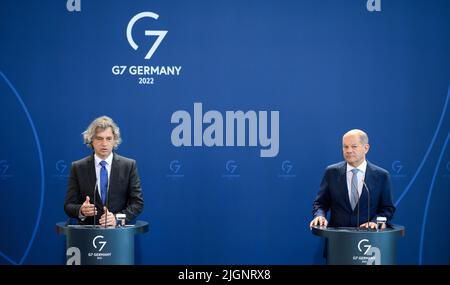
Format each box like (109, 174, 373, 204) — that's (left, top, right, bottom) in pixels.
(93, 235, 107, 251)
(126, 12, 168, 60)
(358, 239, 371, 255)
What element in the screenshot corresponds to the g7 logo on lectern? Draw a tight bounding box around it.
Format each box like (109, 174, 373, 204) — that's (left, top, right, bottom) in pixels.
(356, 239, 381, 265)
(358, 239, 372, 255)
(92, 235, 107, 251)
(127, 12, 168, 60)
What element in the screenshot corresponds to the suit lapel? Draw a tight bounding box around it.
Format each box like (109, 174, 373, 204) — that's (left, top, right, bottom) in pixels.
(338, 162, 353, 210)
(86, 154, 100, 206)
(108, 153, 120, 205)
(86, 154, 96, 195)
(362, 161, 375, 201)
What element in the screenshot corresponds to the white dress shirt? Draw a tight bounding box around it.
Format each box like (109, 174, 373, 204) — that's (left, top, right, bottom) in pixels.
(94, 153, 113, 201)
(346, 160, 367, 204)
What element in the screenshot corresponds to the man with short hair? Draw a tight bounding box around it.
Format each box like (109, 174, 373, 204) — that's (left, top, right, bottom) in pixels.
(310, 129, 395, 229)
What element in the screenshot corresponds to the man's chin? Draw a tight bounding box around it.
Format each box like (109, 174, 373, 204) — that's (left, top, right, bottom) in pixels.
(96, 151, 111, 158)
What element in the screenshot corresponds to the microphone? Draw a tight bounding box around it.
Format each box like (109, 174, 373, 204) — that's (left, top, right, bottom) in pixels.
(104, 172, 111, 228)
(93, 179, 98, 227)
(362, 180, 371, 227)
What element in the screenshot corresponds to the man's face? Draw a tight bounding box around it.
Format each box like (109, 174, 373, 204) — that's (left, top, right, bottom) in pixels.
(92, 127, 115, 159)
(342, 133, 369, 167)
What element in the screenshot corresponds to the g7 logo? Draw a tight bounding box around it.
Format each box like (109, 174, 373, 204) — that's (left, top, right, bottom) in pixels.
(226, 160, 238, 174)
(281, 160, 293, 174)
(56, 160, 67, 174)
(92, 235, 107, 252)
(0, 160, 9, 176)
(357, 239, 381, 265)
(169, 160, 181, 174)
(358, 239, 371, 255)
(392, 160, 403, 174)
(126, 12, 167, 60)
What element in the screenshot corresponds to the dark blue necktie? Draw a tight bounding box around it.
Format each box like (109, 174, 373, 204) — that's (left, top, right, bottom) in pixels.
(100, 160, 108, 205)
(350, 168, 359, 210)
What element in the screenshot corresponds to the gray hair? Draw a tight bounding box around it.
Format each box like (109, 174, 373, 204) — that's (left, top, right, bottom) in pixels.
(82, 116, 122, 149)
(343, 129, 369, 145)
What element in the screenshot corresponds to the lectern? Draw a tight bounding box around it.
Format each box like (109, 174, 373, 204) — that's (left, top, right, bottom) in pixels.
(56, 220, 149, 265)
(311, 225, 405, 265)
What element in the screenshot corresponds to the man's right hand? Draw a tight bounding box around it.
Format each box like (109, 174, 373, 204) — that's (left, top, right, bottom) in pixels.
(80, 196, 96, 217)
(310, 216, 328, 228)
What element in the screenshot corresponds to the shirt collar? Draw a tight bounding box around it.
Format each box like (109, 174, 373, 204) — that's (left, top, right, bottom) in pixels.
(94, 152, 113, 166)
(347, 160, 367, 174)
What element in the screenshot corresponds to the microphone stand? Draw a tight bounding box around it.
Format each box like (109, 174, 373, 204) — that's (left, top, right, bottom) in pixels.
(93, 181, 97, 227)
(104, 208, 107, 228)
(105, 174, 111, 228)
(363, 181, 370, 227)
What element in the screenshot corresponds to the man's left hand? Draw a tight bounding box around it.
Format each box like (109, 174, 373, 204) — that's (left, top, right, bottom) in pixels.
(359, 222, 384, 229)
(99, 207, 116, 227)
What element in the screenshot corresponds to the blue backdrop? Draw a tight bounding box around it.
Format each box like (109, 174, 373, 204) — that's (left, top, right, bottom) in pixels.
(0, 0, 449, 265)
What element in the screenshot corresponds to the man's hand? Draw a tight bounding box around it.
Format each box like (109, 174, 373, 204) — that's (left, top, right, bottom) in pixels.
(310, 216, 328, 228)
(359, 222, 383, 229)
(80, 196, 96, 216)
(99, 207, 116, 227)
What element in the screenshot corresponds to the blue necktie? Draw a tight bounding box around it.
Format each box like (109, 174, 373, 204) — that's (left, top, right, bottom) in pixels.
(100, 160, 108, 205)
(350, 168, 359, 210)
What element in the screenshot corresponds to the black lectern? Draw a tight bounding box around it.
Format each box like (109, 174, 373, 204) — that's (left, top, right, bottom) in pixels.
(56, 220, 149, 265)
(311, 224, 405, 265)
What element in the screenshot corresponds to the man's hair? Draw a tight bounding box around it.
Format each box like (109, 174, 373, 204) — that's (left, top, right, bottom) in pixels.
(82, 116, 122, 149)
(343, 129, 369, 145)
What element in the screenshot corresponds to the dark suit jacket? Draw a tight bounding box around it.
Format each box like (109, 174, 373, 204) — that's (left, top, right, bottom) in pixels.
(64, 153, 144, 224)
(312, 161, 395, 227)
